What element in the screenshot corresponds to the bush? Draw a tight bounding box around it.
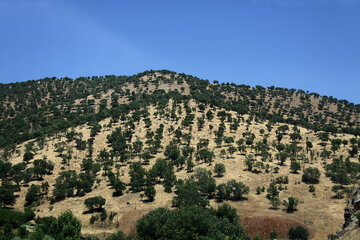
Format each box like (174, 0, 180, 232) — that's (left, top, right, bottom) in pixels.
(100, 209, 107, 222)
(90, 215, 98, 224)
(283, 196, 299, 212)
(144, 185, 156, 202)
(309, 185, 316, 192)
(288, 226, 309, 240)
(84, 196, 106, 212)
(270, 229, 277, 239)
(25, 184, 41, 206)
(302, 167, 320, 184)
(214, 163, 226, 177)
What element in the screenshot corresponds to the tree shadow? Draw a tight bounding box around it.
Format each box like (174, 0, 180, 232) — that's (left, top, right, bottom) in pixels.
(83, 208, 103, 215)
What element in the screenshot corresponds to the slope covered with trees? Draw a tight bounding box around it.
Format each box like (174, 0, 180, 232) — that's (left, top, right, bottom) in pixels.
(0, 70, 359, 239)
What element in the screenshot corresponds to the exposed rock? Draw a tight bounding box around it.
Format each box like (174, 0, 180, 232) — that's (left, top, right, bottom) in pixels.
(339, 185, 360, 237)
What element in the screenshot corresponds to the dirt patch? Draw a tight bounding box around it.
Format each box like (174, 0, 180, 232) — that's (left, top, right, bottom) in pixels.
(240, 213, 310, 239)
(119, 211, 144, 237)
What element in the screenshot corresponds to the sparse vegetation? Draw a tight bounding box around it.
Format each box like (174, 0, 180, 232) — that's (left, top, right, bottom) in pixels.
(1, 70, 359, 239)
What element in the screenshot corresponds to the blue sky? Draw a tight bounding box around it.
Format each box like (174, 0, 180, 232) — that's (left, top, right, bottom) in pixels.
(0, 0, 359, 103)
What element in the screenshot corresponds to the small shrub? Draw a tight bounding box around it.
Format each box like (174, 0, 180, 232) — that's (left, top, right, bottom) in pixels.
(270, 229, 277, 239)
(288, 226, 309, 240)
(90, 215, 97, 224)
(100, 209, 107, 222)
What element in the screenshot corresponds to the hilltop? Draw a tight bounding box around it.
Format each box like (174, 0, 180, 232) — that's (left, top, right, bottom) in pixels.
(1, 70, 360, 239)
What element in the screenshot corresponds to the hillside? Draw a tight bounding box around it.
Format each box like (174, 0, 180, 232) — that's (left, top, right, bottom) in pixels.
(1, 70, 360, 239)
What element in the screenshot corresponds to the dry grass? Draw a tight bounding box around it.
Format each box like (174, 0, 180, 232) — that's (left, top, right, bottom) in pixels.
(6, 99, 356, 239)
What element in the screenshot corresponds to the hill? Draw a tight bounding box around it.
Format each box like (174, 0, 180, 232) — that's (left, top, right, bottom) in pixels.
(1, 70, 360, 239)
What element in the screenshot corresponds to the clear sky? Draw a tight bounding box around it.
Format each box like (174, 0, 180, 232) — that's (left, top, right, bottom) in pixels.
(0, 0, 359, 103)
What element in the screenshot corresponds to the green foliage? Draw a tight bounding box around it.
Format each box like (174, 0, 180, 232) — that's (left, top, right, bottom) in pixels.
(214, 163, 226, 177)
(23, 151, 34, 163)
(144, 185, 156, 202)
(90, 215, 98, 224)
(129, 162, 146, 192)
(32, 211, 81, 240)
(112, 179, 126, 197)
(309, 185, 316, 192)
(288, 226, 309, 240)
(0, 70, 358, 152)
(302, 167, 321, 184)
(270, 197, 281, 210)
(163, 163, 177, 193)
(266, 181, 279, 200)
(195, 148, 215, 164)
(186, 158, 195, 172)
(0, 208, 34, 229)
(100, 208, 107, 222)
(0, 184, 16, 208)
(84, 196, 106, 212)
(106, 232, 135, 240)
(355, 211, 360, 226)
(270, 229, 278, 239)
(215, 180, 250, 201)
(25, 184, 41, 206)
(107, 127, 129, 162)
(76, 172, 94, 194)
(244, 155, 255, 171)
(56, 210, 82, 240)
(283, 196, 299, 212)
(290, 160, 301, 173)
(136, 204, 248, 240)
(164, 142, 180, 164)
(52, 170, 79, 202)
(191, 168, 216, 197)
(172, 180, 209, 208)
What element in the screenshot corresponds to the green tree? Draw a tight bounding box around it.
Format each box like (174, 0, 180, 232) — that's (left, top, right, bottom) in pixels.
(172, 181, 209, 209)
(113, 179, 126, 197)
(302, 167, 321, 184)
(25, 184, 41, 206)
(144, 185, 156, 202)
(129, 162, 146, 192)
(244, 155, 255, 171)
(206, 110, 214, 121)
(0, 184, 16, 208)
(266, 181, 279, 200)
(186, 158, 195, 172)
(290, 160, 301, 173)
(136, 205, 248, 240)
(215, 183, 231, 201)
(270, 197, 281, 210)
(56, 210, 82, 240)
(283, 196, 299, 212)
(192, 168, 216, 197)
(214, 163, 226, 177)
(84, 196, 106, 212)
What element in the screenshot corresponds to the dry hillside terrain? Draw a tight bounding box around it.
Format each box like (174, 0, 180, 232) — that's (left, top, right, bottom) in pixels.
(1, 70, 360, 240)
